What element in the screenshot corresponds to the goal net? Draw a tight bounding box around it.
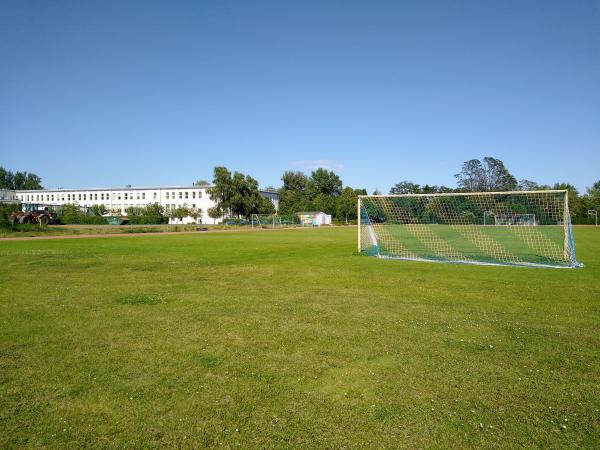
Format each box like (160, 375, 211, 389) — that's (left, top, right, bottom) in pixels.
(251, 214, 282, 228)
(251, 214, 300, 229)
(494, 214, 536, 226)
(358, 190, 581, 268)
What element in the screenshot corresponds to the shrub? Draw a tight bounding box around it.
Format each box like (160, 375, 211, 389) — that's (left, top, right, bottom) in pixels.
(0, 203, 22, 229)
(126, 203, 168, 224)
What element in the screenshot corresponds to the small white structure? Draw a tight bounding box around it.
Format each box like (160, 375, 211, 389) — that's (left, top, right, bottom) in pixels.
(297, 211, 332, 226)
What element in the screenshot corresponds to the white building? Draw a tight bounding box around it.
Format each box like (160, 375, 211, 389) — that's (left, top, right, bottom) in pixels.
(0, 189, 17, 203)
(296, 211, 332, 226)
(15, 186, 279, 224)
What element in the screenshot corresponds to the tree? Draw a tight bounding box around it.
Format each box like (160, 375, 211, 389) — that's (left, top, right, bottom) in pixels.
(172, 206, 190, 224)
(517, 179, 540, 191)
(61, 204, 83, 224)
(311, 193, 336, 215)
(279, 171, 310, 215)
(308, 168, 342, 196)
(189, 207, 202, 224)
(22, 174, 43, 190)
(455, 157, 516, 192)
(207, 167, 232, 219)
(455, 159, 485, 191)
(586, 180, 600, 197)
(194, 179, 211, 186)
(373, 189, 381, 195)
(208, 206, 222, 224)
(390, 181, 421, 195)
(482, 157, 517, 191)
(0, 166, 43, 190)
(337, 187, 358, 223)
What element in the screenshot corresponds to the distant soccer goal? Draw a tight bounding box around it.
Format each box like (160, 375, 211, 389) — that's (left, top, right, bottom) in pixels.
(251, 214, 300, 229)
(358, 190, 582, 268)
(494, 213, 537, 227)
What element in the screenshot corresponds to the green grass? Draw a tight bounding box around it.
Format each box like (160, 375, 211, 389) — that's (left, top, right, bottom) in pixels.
(0, 223, 284, 239)
(1, 227, 599, 448)
(380, 224, 570, 266)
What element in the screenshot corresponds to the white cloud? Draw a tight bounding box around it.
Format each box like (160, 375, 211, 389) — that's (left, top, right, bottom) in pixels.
(291, 159, 345, 171)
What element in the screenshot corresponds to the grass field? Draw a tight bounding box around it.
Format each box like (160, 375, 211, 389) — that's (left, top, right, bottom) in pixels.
(372, 224, 573, 267)
(1, 227, 599, 448)
(0, 223, 242, 239)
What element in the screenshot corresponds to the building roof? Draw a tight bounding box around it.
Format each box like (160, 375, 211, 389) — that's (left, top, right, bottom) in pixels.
(16, 185, 279, 198)
(15, 185, 214, 193)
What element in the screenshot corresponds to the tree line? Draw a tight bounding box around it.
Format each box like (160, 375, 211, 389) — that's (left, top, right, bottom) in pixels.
(2, 160, 598, 224)
(0, 166, 43, 190)
(390, 157, 600, 224)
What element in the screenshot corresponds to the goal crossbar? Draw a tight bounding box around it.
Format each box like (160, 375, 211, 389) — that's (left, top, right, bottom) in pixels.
(358, 189, 567, 198)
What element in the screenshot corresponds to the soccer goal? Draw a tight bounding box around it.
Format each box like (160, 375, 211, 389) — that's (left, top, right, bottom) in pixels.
(358, 190, 582, 268)
(494, 214, 537, 226)
(251, 214, 282, 229)
(252, 214, 301, 229)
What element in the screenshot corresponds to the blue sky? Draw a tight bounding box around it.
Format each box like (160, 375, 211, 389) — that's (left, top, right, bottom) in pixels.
(1, 0, 598, 193)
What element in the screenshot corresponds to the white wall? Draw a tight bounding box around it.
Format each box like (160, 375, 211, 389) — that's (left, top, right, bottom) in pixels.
(0, 189, 17, 202)
(15, 186, 215, 223)
(15, 186, 279, 224)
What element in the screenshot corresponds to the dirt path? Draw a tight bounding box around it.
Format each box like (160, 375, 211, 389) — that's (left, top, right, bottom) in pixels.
(0, 226, 343, 242)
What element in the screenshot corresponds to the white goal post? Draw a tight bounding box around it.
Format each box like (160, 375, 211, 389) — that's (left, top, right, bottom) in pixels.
(357, 190, 582, 268)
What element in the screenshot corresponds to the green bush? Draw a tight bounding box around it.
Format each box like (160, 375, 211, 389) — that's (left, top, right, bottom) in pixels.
(126, 203, 168, 225)
(59, 204, 107, 225)
(0, 203, 21, 229)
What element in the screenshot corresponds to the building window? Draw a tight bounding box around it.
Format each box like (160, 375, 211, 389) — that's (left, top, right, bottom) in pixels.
(179, 192, 182, 199)
(117, 193, 121, 200)
(166, 192, 169, 199)
(172, 192, 175, 198)
(124, 193, 128, 200)
(199, 191, 202, 198)
(153, 192, 157, 200)
(185, 192, 188, 199)
(142, 193, 145, 200)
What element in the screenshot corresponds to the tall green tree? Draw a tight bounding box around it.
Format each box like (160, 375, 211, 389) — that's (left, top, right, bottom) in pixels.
(0, 166, 43, 190)
(207, 167, 232, 219)
(517, 179, 540, 191)
(337, 187, 358, 223)
(390, 181, 421, 194)
(279, 171, 310, 215)
(308, 168, 342, 196)
(455, 157, 517, 191)
(483, 157, 517, 191)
